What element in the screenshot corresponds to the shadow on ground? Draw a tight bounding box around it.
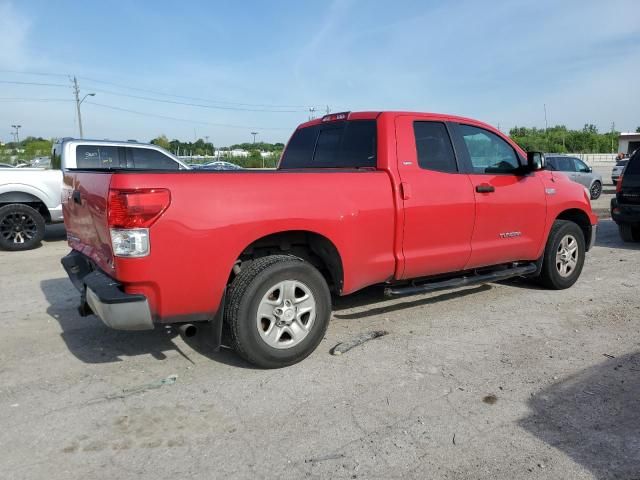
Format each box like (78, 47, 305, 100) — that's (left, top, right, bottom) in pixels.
(40, 277, 253, 368)
(332, 284, 492, 319)
(594, 219, 640, 252)
(520, 352, 640, 479)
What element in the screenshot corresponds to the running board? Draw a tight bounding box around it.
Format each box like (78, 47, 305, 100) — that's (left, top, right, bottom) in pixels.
(383, 263, 537, 298)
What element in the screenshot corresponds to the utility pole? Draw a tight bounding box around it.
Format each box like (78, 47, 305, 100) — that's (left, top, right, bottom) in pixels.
(611, 122, 615, 153)
(11, 124, 21, 143)
(308, 107, 316, 121)
(325, 105, 330, 115)
(205, 135, 210, 157)
(71, 76, 95, 138)
(543, 104, 548, 132)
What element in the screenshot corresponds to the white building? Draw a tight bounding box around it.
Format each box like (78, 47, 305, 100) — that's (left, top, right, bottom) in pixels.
(618, 132, 640, 155)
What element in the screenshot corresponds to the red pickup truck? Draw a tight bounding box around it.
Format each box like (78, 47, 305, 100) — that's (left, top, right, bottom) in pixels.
(60, 112, 597, 368)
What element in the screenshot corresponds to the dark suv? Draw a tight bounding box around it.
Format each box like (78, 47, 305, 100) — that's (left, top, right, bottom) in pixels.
(611, 149, 640, 242)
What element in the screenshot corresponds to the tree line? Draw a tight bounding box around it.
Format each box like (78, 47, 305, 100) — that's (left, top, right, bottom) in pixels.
(3, 125, 639, 166)
(509, 124, 634, 154)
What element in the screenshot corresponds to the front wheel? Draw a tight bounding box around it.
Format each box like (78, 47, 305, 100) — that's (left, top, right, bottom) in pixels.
(225, 255, 331, 368)
(0, 204, 46, 251)
(538, 220, 586, 290)
(590, 181, 602, 200)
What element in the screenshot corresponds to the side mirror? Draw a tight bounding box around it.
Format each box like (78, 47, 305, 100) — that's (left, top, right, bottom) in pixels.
(527, 151, 545, 171)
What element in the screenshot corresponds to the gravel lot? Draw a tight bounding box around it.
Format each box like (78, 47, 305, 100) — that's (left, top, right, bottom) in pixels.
(1, 177, 638, 480)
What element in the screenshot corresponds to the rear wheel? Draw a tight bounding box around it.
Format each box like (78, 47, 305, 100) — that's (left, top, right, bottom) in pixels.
(590, 181, 602, 200)
(225, 255, 331, 368)
(538, 220, 585, 290)
(618, 224, 640, 243)
(0, 204, 46, 251)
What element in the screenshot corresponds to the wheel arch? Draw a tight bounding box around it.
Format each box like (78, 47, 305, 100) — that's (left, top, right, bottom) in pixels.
(555, 208, 593, 249)
(234, 230, 344, 293)
(0, 192, 51, 222)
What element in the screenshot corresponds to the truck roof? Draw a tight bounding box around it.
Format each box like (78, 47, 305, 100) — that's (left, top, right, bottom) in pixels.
(297, 111, 499, 132)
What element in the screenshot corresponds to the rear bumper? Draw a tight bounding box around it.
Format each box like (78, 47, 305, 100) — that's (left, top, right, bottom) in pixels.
(61, 250, 154, 330)
(611, 198, 640, 226)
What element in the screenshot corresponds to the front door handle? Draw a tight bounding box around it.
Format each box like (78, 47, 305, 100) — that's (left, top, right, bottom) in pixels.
(400, 182, 411, 200)
(72, 190, 82, 204)
(475, 184, 495, 193)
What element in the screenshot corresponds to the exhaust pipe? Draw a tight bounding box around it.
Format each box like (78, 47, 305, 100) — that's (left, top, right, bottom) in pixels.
(178, 323, 198, 338)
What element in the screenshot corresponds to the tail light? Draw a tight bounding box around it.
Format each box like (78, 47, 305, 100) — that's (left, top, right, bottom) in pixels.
(616, 174, 623, 193)
(108, 189, 170, 257)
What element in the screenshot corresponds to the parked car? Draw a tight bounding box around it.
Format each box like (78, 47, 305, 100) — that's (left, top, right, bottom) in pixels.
(0, 139, 187, 251)
(200, 161, 243, 170)
(0, 163, 15, 168)
(545, 155, 603, 199)
(0, 167, 63, 250)
(59, 111, 597, 368)
(612, 158, 629, 186)
(30, 156, 51, 168)
(611, 149, 640, 242)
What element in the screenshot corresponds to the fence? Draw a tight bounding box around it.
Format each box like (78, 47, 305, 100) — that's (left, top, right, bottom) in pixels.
(566, 153, 617, 165)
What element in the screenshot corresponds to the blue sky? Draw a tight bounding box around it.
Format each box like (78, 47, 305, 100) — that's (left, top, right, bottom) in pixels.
(1, 0, 638, 146)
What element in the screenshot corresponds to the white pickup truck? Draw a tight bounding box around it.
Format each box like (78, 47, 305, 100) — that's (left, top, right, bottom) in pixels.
(0, 138, 187, 251)
(0, 167, 63, 250)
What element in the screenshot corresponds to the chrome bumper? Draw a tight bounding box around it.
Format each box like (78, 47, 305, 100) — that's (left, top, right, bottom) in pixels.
(61, 251, 154, 331)
(85, 284, 153, 331)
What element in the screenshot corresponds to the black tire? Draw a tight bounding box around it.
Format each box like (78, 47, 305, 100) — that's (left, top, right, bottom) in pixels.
(590, 181, 602, 200)
(225, 255, 331, 368)
(538, 220, 586, 290)
(0, 204, 46, 251)
(618, 224, 640, 243)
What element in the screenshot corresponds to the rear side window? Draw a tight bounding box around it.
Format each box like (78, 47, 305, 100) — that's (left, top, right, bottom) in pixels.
(76, 145, 121, 168)
(413, 122, 457, 173)
(458, 124, 520, 174)
(280, 120, 377, 168)
(126, 147, 179, 170)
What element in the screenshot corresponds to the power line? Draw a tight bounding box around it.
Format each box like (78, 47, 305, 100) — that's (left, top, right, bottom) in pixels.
(0, 78, 314, 113)
(0, 69, 70, 78)
(0, 97, 73, 102)
(0, 70, 319, 109)
(0, 80, 68, 88)
(79, 76, 314, 109)
(89, 87, 305, 113)
(85, 101, 293, 130)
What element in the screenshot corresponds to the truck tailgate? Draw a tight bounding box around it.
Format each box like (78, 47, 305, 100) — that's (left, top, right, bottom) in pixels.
(62, 171, 115, 275)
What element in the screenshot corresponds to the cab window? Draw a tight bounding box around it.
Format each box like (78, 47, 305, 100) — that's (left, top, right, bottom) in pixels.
(125, 147, 179, 170)
(413, 121, 457, 173)
(458, 124, 520, 174)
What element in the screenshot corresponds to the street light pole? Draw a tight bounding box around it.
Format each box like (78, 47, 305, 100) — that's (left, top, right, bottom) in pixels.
(11, 124, 21, 143)
(72, 76, 95, 138)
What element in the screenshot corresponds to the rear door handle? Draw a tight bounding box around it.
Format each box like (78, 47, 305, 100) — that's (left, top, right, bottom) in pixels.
(475, 184, 495, 193)
(72, 190, 82, 204)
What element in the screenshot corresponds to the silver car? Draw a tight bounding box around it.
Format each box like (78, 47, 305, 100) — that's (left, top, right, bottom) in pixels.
(545, 155, 603, 199)
(612, 159, 628, 186)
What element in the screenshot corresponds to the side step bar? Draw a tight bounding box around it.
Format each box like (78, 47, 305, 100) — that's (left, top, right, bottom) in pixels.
(384, 263, 537, 298)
